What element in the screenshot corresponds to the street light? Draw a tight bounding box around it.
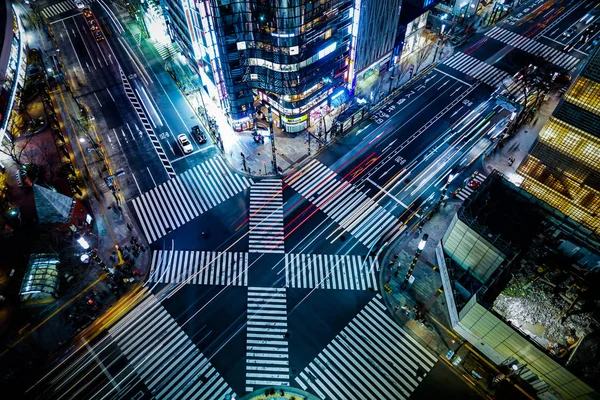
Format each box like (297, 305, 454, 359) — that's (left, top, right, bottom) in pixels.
(402, 233, 429, 288)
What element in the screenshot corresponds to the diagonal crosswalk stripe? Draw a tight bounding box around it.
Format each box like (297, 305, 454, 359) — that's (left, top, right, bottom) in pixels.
(284, 253, 379, 290)
(486, 26, 581, 71)
(441, 52, 512, 88)
(148, 250, 249, 286)
(294, 294, 437, 400)
(285, 160, 399, 248)
(249, 179, 285, 254)
(108, 288, 236, 399)
(245, 287, 289, 393)
(131, 156, 253, 243)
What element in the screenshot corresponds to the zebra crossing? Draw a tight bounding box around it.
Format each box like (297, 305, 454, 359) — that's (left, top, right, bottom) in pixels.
(120, 70, 175, 178)
(285, 159, 399, 248)
(294, 294, 437, 400)
(440, 52, 512, 88)
(154, 41, 181, 60)
(40, 0, 93, 19)
(455, 173, 487, 201)
(131, 156, 253, 243)
(246, 287, 289, 393)
(149, 250, 248, 286)
(285, 253, 379, 290)
(486, 26, 580, 71)
(249, 179, 285, 254)
(109, 288, 236, 399)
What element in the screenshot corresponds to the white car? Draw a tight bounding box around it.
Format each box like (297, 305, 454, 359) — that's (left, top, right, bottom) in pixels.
(178, 133, 193, 154)
(75, 0, 85, 9)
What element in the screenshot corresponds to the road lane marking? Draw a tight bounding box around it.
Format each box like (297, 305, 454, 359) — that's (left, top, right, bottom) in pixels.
(62, 20, 84, 72)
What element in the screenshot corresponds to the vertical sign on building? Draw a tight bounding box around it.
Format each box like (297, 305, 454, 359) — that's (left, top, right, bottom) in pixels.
(347, 0, 362, 92)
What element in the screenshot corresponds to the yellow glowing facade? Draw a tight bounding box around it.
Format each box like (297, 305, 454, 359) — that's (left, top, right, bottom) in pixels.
(517, 49, 600, 233)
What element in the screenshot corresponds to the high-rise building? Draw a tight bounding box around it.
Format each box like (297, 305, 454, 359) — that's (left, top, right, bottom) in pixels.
(163, 0, 359, 133)
(517, 46, 600, 234)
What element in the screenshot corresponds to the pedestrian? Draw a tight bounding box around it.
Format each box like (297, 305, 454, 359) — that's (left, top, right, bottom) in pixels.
(127, 222, 133, 231)
(261, 136, 265, 144)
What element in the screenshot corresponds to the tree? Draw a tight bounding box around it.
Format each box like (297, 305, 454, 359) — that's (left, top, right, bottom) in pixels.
(0, 132, 36, 168)
(413, 40, 435, 75)
(501, 56, 553, 131)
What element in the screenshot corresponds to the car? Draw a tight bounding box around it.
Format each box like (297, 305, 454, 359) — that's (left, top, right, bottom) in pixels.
(191, 125, 206, 144)
(594, 38, 600, 46)
(467, 179, 481, 190)
(75, 0, 84, 9)
(563, 26, 577, 38)
(580, 5, 600, 25)
(177, 133, 193, 154)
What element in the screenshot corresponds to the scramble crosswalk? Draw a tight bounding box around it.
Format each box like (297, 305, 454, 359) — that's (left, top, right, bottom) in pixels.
(131, 156, 253, 243)
(40, 0, 94, 19)
(149, 250, 248, 286)
(249, 179, 285, 254)
(285, 160, 399, 248)
(294, 294, 437, 400)
(440, 52, 512, 88)
(455, 173, 487, 201)
(246, 287, 290, 393)
(486, 26, 580, 71)
(109, 288, 236, 399)
(285, 253, 379, 290)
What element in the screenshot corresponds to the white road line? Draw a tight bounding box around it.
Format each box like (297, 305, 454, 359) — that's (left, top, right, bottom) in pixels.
(94, 92, 102, 107)
(146, 167, 157, 187)
(62, 20, 84, 72)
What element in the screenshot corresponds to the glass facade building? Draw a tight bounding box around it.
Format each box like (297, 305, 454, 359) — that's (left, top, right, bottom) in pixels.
(517, 47, 600, 234)
(164, 0, 358, 133)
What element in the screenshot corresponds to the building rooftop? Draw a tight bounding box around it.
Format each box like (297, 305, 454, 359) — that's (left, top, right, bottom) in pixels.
(458, 173, 600, 389)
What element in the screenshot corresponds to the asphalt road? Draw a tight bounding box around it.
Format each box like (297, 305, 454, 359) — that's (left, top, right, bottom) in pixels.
(27, 0, 595, 399)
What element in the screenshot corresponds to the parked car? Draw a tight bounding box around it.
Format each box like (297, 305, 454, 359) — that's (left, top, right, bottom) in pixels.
(177, 133, 194, 154)
(191, 125, 206, 144)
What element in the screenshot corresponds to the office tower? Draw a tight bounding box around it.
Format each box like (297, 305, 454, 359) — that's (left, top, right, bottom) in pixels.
(517, 47, 600, 233)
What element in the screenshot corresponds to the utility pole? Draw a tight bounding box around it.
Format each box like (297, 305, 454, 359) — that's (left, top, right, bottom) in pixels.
(268, 106, 278, 173)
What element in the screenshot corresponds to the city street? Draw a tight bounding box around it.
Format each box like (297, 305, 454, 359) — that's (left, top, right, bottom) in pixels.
(23, 0, 596, 399)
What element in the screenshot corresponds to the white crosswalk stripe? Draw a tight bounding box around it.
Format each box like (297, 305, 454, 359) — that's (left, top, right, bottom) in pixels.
(441, 52, 512, 88)
(285, 159, 399, 248)
(148, 250, 248, 286)
(294, 294, 437, 400)
(246, 287, 289, 393)
(249, 179, 285, 254)
(109, 288, 236, 399)
(285, 253, 379, 290)
(455, 173, 487, 201)
(131, 156, 253, 243)
(486, 26, 581, 71)
(154, 41, 181, 60)
(40, 0, 93, 19)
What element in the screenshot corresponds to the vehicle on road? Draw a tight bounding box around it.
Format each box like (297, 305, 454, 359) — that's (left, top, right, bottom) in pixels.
(75, 0, 84, 9)
(83, 8, 104, 41)
(178, 134, 194, 154)
(467, 179, 481, 190)
(580, 5, 600, 25)
(191, 125, 206, 144)
(563, 26, 577, 38)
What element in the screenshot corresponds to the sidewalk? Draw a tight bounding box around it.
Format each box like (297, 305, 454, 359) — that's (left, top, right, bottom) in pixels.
(377, 201, 530, 398)
(482, 91, 560, 179)
(0, 2, 152, 377)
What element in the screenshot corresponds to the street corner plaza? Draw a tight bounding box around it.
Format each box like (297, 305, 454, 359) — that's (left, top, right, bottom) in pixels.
(97, 155, 439, 399)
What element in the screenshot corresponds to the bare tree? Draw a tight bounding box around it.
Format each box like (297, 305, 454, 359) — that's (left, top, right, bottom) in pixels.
(0, 132, 36, 168)
(501, 57, 553, 131)
(413, 41, 435, 75)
